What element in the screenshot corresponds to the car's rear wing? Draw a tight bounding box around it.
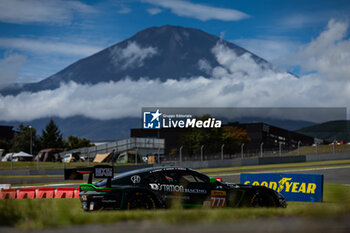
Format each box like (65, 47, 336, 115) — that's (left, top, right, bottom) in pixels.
(64, 165, 114, 187)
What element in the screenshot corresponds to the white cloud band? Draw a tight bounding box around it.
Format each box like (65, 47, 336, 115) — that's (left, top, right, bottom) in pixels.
(0, 0, 96, 24)
(0, 37, 103, 57)
(143, 0, 249, 21)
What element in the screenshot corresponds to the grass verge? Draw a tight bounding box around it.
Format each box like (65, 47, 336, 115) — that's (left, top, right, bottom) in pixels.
(0, 184, 349, 229)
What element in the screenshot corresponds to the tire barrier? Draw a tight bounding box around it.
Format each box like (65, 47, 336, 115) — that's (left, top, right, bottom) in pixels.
(36, 188, 56, 198)
(0, 188, 17, 199)
(17, 188, 36, 199)
(54, 188, 75, 199)
(0, 187, 80, 199)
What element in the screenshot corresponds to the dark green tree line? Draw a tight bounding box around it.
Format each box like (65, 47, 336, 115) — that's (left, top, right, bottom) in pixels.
(5, 119, 93, 154)
(180, 115, 251, 157)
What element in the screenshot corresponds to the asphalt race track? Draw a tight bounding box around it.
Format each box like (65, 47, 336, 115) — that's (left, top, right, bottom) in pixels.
(2, 162, 350, 187)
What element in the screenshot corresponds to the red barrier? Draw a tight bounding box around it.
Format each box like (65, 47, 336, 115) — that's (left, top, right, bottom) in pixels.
(55, 188, 75, 198)
(17, 188, 36, 199)
(0, 188, 17, 199)
(1, 187, 80, 199)
(74, 188, 80, 199)
(36, 188, 56, 198)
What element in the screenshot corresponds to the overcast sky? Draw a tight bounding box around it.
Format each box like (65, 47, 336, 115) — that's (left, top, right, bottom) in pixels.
(0, 0, 349, 121)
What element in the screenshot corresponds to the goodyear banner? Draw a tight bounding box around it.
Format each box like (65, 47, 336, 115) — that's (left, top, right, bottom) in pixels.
(240, 173, 323, 202)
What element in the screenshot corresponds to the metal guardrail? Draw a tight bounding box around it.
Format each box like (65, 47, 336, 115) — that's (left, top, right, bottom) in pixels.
(161, 144, 350, 163)
(59, 138, 165, 160)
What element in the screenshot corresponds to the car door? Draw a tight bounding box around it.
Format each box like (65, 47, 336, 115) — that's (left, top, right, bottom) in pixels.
(179, 171, 212, 207)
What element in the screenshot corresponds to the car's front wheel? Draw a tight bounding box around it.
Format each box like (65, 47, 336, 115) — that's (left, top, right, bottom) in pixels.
(250, 190, 277, 207)
(126, 192, 156, 210)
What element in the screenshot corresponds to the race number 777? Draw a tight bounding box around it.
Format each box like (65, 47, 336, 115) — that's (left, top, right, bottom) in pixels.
(211, 197, 226, 208)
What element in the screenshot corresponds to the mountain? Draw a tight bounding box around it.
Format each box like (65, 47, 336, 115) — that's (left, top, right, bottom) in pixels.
(1, 25, 296, 140)
(296, 120, 350, 142)
(1, 25, 270, 95)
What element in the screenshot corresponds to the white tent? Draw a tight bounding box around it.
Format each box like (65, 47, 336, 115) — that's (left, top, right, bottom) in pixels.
(12, 151, 34, 161)
(1, 153, 14, 162)
(13, 151, 34, 158)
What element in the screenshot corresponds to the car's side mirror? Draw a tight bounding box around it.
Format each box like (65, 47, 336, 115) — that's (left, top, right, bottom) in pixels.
(209, 177, 217, 184)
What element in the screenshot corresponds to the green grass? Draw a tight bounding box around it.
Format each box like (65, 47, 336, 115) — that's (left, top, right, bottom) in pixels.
(0, 184, 349, 229)
(285, 144, 350, 156)
(244, 144, 350, 158)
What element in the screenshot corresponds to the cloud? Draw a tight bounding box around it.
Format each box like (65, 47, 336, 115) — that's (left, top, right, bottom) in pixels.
(147, 8, 162, 15)
(0, 0, 96, 24)
(110, 41, 158, 69)
(233, 38, 301, 61)
(0, 37, 103, 57)
(197, 59, 212, 74)
(1, 19, 349, 122)
(280, 14, 326, 29)
(0, 54, 26, 88)
(117, 7, 131, 14)
(283, 19, 350, 80)
(143, 0, 249, 21)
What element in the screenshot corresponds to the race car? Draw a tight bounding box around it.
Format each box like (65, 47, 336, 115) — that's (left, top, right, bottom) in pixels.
(74, 166, 286, 211)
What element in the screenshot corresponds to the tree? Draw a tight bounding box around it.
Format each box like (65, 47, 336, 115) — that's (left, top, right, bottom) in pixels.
(221, 126, 251, 154)
(0, 138, 11, 154)
(40, 119, 65, 149)
(180, 115, 222, 156)
(180, 115, 251, 157)
(10, 124, 39, 154)
(66, 136, 94, 150)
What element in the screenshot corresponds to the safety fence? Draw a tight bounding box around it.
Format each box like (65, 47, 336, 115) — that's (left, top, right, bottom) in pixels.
(59, 137, 165, 161)
(0, 187, 79, 199)
(161, 144, 350, 163)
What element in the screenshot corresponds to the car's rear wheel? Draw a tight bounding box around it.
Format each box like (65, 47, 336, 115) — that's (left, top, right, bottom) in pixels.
(250, 190, 277, 207)
(81, 201, 89, 211)
(126, 192, 156, 210)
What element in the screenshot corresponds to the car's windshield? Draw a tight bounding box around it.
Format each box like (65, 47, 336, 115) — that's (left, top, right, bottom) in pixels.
(93, 169, 148, 186)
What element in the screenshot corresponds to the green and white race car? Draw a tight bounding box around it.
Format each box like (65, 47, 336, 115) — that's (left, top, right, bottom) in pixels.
(70, 166, 286, 210)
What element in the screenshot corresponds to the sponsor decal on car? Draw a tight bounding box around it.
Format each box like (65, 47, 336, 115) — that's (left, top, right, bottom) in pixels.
(149, 183, 184, 192)
(131, 175, 141, 184)
(101, 200, 117, 203)
(210, 190, 227, 208)
(149, 183, 207, 194)
(94, 165, 114, 178)
(184, 188, 207, 194)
